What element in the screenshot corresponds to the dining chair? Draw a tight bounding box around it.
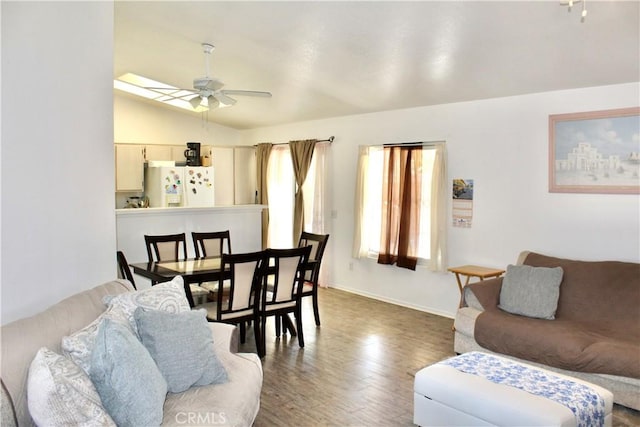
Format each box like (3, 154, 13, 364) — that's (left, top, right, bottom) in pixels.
(144, 233, 188, 263)
(201, 251, 265, 349)
(297, 232, 330, 326)
(191, 230, 233, 295)
(256, 246, 311, 358)
(116, 250, 137, 289)
(191, 230, 232, 258)
(144, 233, 208, 306)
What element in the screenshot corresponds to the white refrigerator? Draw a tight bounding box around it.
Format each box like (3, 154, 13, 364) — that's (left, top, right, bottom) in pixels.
(144, 166, 185, 207)
(183, 166, 215, 207)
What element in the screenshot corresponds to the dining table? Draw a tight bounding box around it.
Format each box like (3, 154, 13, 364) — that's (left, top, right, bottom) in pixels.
(129, 256, 299, 335)
(130, 257, 227, 307)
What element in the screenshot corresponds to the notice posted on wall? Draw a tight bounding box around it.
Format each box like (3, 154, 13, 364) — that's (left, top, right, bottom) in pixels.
(452, 179, 474, 228)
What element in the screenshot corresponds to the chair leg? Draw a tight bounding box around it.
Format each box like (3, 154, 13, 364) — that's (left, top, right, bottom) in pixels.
(258, 316, 267, 358)
(312, 291, 321, 326)
(295, 308, 304, 348)
(275, 315, 281, 337)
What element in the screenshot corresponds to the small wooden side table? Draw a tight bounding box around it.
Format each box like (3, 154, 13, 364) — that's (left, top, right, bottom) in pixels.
(448, 265, 505, 308)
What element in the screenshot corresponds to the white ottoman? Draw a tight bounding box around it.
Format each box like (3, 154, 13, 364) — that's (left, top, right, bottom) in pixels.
(414, 352, 613, 427)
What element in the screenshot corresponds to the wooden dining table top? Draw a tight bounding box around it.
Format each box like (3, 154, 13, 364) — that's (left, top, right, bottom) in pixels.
(130, 256, 226, 285)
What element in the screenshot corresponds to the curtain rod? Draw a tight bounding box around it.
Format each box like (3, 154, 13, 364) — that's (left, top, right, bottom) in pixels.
(255, 136, 334, 147)
(378, 140, 445, 148)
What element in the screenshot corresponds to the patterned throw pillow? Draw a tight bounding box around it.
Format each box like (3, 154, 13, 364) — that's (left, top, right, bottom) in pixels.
(90, 319, 167, 427)
(134, 307, 228, 393)
(61, 276, 189, 375)
(104, 276, 190, 336)
(27, 347, 116, 427)
(61, 304, 130, 374)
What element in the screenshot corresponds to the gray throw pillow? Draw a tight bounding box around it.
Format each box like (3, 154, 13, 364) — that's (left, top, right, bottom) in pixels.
(498, 264, 564, 320)
(134, 307, 228, 393)
(89, 319, 167, 427)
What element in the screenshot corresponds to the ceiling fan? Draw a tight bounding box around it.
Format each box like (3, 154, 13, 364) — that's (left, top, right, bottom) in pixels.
(150, 43, 272, 111)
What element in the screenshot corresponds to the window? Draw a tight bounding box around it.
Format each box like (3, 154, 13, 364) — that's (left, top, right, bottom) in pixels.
(267, 144, 328, 248)
(354, 142, 447, 271)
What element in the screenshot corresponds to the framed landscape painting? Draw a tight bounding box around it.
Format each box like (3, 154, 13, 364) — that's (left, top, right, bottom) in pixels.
(549, 107, 640, 194)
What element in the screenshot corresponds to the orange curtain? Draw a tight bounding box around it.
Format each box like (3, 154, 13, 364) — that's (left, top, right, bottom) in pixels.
(377, 146, 422, 270)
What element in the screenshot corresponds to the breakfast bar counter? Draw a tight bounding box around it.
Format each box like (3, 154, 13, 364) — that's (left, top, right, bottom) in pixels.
(116, 205, 265, 288)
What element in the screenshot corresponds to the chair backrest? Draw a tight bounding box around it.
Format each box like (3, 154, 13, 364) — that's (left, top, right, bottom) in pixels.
(144, 233, 187, 262)
(192, 230, 232, 258)
(214, 251, 265, 321)
(298, 232, 329, 282)
(116, 251, 137, 289)
(261, 246, 311, 308)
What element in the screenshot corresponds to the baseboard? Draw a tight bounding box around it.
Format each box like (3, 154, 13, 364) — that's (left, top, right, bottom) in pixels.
(327, 285, 455, 319)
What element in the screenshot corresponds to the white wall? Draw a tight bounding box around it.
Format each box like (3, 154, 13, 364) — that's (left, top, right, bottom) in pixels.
(114, 94, 241, 146)
(240, 82, 640, 318)
(1, 2, 116, 324)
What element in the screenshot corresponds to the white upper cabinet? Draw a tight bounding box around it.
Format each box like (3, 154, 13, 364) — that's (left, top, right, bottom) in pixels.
(144, 145, 187, 163)
(115, 144, 144, 192)
(234, 147, 257, 204)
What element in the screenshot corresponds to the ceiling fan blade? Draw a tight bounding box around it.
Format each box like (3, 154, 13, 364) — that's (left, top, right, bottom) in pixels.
(193, 77, 224, 91)
(221, 89, 272, 98)
(214, 93, 237, 107)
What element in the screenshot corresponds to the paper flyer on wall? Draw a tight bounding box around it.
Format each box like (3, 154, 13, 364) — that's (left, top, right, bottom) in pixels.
(452, 179, 473, 227)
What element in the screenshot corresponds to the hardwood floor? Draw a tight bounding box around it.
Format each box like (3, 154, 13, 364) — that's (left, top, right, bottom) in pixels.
(237, 287, 640, 427)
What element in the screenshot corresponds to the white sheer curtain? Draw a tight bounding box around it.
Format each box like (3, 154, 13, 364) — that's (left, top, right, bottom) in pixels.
(267, 145, 295, 249)
(267, 142, 330, 284)
(352, 142, 447, 272)
(302, 143, 329, 286)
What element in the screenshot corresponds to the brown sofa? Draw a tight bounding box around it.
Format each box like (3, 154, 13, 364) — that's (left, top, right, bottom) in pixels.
(454, 251, 640, 410)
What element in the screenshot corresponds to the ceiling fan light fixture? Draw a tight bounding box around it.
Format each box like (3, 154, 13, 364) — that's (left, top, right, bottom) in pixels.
(189, 95, 203, 109)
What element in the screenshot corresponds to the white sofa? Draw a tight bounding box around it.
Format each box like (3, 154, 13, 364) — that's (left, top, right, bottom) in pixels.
(0, 279, 263, 426)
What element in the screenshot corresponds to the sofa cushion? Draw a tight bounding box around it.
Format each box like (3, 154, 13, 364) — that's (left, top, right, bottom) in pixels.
(90, 319, 167, 426)
(27, 347, 115, 427)
(522, 252, 640, 328)
(162, 345, 263, 427)
(475, 310, 640, 379)
(104, 276, 190, 337)
(499, 264, 563, 320)
(134, 307, 228, 393)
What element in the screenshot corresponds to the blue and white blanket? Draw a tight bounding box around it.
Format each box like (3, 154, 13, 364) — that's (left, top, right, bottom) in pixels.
(440, 352, 606, 427)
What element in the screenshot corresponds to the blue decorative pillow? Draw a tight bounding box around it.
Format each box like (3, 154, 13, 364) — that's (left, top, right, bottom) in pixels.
(89, 319, 167, 426)
(134, 308, 228, 393)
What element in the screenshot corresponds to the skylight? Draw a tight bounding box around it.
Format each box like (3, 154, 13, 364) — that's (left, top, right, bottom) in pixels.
(114, 73, 207, 113)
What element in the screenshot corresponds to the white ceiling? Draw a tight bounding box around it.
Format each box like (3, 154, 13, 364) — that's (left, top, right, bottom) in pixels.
(115, 1, 640, 130)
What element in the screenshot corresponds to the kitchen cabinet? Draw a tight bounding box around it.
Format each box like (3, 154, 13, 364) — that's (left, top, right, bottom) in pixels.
(234, 147, 257, 204)
(115, 144, 144, 191)
(115, 143, 256, 205)
(211, 147, 234, 206)
(144, 145, 186, 163)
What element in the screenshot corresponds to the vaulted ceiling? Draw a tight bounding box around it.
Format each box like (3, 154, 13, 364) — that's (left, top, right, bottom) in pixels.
(115, 1, 640, 130)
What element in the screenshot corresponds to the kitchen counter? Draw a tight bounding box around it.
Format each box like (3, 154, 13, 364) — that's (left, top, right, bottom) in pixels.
(115, 205, 266, 216)
(116, 205, 266, 288)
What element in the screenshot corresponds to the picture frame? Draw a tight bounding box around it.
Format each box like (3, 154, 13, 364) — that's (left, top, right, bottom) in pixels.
(549, 107, 640, 194)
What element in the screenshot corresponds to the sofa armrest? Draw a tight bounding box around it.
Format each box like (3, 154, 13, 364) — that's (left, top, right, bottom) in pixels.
(465, 277, 503, 310)
(208, 323, 239, 354)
